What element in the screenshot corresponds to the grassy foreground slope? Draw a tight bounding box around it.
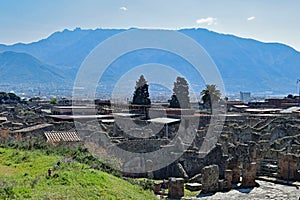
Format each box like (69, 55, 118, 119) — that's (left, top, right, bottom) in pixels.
(0, 148, 156, 199)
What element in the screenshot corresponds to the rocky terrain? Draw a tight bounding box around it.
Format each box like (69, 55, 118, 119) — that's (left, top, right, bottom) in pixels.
(189, 180, 300, 200)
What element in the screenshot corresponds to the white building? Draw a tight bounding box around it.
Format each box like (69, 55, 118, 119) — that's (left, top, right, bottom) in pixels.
(240, 92, 251, 103)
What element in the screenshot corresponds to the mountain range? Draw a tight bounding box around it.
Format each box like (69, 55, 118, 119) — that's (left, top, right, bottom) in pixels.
(0, 27, 299, 96)
(0, 51, 67, 84)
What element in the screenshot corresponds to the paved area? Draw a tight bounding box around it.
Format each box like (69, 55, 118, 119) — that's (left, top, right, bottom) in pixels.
(186, 180, 300, 200)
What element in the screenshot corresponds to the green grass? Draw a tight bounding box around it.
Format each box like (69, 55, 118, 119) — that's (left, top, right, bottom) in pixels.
(136, 178, 201, 198)
(184, 188, 201, 197)
(0, 148, 156, 199)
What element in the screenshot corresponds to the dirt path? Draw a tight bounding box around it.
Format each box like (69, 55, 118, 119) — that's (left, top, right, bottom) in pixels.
(186, 180, 300, 200)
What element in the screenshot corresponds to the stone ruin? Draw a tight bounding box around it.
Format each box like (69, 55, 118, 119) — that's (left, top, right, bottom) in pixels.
(2, 99, 300, 197)
(31, 114, 300, 195)
(199, 165, 220, 193)
(148, 116, 300, 195)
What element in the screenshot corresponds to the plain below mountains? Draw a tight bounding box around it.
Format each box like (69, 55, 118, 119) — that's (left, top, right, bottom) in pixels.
(0, 28, 299, 95)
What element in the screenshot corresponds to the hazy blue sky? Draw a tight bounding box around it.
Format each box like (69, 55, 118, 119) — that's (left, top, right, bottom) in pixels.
(1, 0, 299, 51)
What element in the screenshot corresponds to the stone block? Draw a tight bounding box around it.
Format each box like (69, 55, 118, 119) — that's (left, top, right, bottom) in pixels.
(185, 183, 202, 191)
(189, 173, 202, 183)
(168, 177, 184, 199)
(177, 163, 189, 180)
(201, 164, 219, 193)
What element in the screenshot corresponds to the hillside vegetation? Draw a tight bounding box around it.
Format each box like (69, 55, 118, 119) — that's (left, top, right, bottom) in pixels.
(0, 147, 156, 199)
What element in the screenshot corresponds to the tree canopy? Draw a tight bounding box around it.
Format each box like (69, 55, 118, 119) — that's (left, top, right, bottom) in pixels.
(50, 98, 58, 104)
(0, 92, 21, 104)
(169, 77, 190, 109)
(200, 84, 221, 110)
(132, 75, 151, 105)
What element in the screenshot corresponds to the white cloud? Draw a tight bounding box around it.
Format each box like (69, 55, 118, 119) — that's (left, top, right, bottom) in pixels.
(247, 16, 255, 21)
(196, 17, 217, 25)
(119, 6, 128, 11)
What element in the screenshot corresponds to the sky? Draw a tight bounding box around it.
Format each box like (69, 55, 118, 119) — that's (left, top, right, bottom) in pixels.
(0, 0, 300, 51)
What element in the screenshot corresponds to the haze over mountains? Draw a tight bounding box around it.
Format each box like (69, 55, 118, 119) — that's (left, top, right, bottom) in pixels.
(0, 28, 299, 97)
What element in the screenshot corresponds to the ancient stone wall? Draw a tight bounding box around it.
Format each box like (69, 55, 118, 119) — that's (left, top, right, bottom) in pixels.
(117, 139, 169, 153)
(278, 153, 300, 181)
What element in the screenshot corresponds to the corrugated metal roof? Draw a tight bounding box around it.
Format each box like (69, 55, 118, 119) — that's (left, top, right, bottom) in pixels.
(280, 106, 300, 114)
(101, 119, 115, 123)
(44, 131, 81, 143)
(113, 113, 141, 117)
(53, 106, 95, 109)
(147, 117, 180, 124)
(245, 108, 282, 113)
(49, 114, 113, 120)
(233, 105, 249, 108)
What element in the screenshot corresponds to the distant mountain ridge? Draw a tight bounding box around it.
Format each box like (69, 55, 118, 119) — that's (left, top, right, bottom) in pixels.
(0, 51, 68, 84)
(0, 28, 299, 95)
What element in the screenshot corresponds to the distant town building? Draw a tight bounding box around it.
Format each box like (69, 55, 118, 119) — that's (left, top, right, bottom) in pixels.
(240, 92, 251, 102)
(266, 96, 299, 109)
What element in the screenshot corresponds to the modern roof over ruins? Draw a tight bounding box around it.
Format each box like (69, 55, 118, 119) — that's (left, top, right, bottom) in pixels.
(44, 131, 81, 143)
(147, 117, 180, 124)
(49, 114, 113, 120)
(113, 113, 141, 117)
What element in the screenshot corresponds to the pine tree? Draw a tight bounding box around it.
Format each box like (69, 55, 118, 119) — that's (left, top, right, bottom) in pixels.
(132, 75, 151, 105)
(169, 77, 190, 108)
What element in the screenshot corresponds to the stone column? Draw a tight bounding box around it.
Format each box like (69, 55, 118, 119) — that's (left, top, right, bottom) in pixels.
(224, 169, 233, 190)
(241, 162, 257, 187)
(278, 154, 296, 180)
(232, 166, 241, 183)
(227, 158, 240, 183)
(168, 177, 184, 199)
(146, 159, 153, 179)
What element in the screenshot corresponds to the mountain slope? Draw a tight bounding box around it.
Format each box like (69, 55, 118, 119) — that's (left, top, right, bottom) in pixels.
(0, 51, 68, 84)
(181, 29, 300, 93)
(0, 28, 123, 69)
(0, 28, 299, 94)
